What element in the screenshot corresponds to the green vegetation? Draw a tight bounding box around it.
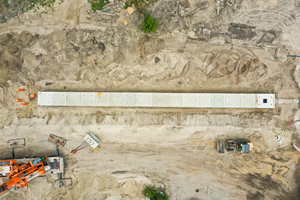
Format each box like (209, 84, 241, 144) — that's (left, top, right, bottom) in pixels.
(123, 0, 159, 33)
(88, 0, 109, 12)
(33, 0, 56, 8)
(141, 13, 159, 34)
(143, 186, 169, 200)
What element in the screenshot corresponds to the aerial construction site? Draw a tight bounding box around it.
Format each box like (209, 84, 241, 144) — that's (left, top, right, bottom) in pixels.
(0, 0, 300, 199)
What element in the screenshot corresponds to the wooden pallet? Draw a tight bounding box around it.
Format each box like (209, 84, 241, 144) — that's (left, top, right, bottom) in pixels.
(48, 134, 66, 147)
(8, 138, 25, 147)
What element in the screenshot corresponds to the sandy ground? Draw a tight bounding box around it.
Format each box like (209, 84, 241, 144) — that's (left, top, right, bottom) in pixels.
(0, 0, 300, 199)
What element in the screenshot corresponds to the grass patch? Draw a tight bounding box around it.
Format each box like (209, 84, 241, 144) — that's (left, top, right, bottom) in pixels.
(141, 13, 159, 34)
(34, 0, 56, 7)
(31, 0, 57, 9)
(88, 0, 109, 12)
(143, 186, 169, 200)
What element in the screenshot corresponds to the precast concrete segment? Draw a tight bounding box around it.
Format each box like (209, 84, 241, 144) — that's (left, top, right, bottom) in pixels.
(37, 92, 275, 108)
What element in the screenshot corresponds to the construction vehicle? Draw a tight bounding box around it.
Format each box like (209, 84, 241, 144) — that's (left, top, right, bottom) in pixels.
(217, 139, 253, 153)
(0, 132, 100, 196)
(0, 154, 51, 195)
(0, 138, 68, 196)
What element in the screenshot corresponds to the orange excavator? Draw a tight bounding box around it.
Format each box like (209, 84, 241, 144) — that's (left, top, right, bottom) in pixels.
(0, 154, 50, 195)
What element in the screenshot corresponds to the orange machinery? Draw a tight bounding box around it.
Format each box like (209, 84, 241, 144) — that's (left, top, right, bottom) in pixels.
(0, 155, 50, 195)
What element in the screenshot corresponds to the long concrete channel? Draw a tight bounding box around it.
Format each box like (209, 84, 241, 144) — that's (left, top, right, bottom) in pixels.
(37, 92, 276, 108)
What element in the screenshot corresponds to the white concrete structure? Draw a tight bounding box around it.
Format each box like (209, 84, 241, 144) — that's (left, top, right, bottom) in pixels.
(38, 92, 275, 108)
(84, 133, 101, 149)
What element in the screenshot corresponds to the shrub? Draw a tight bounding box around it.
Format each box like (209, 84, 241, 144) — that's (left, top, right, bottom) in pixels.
(141, 13, 159, 34)
(143, 186, 169, 200)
